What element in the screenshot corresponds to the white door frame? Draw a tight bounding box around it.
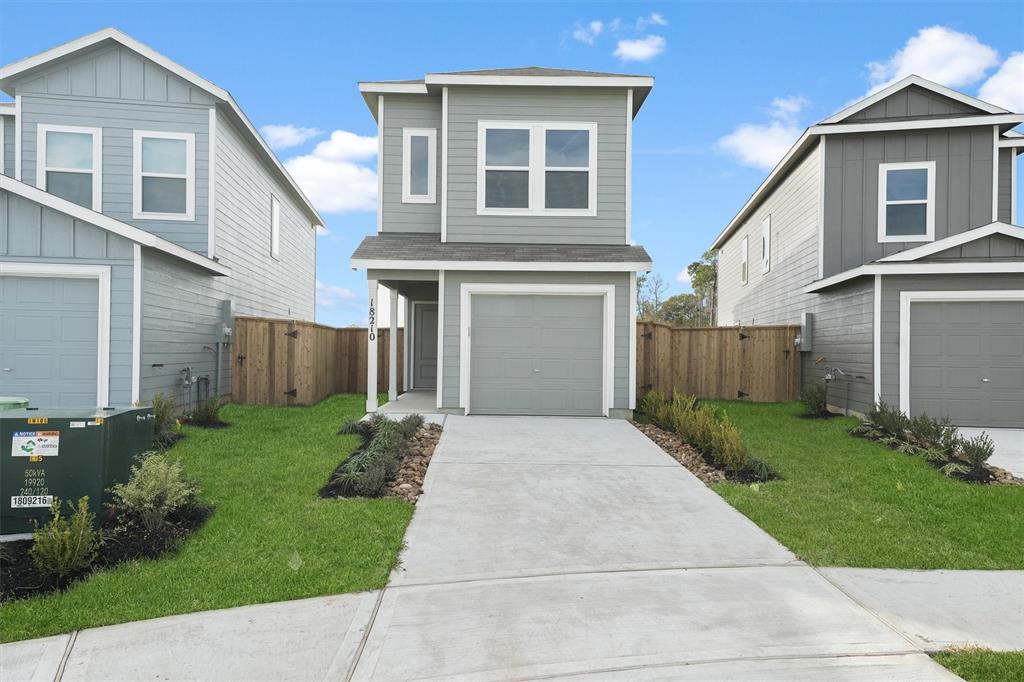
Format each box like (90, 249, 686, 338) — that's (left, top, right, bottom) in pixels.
(409, 300, 437, 390)
(0, 262, 112, 406)
(459, 283, 615, 416)
(899, 289, 1024, 414)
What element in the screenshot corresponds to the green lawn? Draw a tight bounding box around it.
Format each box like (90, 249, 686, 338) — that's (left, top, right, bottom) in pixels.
(708, 401, 1024, 569)
(934, 648, 1024, 681)
(1, 394, 412, 643)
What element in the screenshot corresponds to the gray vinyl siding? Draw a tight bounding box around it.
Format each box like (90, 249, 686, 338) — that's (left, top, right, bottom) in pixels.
(822, 127, 996, 277)
(381, 94, 442, 233)
(1, 115, 13, 177)
(923, 233, 1024, 261)
(997, 148, 1013, 223)
(0, 188, 134, 404)
(440, 271, 631, 410)
(445, 86, 628, 244)
(801, 279, 875, 415)
(213, 112, 315, 321)
(845, 85, 981, 121)
(878, 273, 1024, 408)
(717, 142, 821, 326)
(18, 93, 211, 253)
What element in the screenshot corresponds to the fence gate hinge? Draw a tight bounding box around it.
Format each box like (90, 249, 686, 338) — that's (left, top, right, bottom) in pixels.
(642, 383, 653, 391)
(737, 390, 749, 399)
(236, 354, 246, 365)
(642, 331, 653, 339)
(738, 332, 749, 340)
(284, 388, 297, 397)
(284, 329, 299, 339)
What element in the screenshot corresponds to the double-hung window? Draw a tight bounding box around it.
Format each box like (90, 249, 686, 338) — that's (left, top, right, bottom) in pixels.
(740, 236, 749, 285)
(402, 128, 436, 203)
(133, 130, 195, 220)
(877, 161, 935, 242)
(270, 195, 281, 259)
(37, 124, 102, 211)
(477, 121, 597, 216)
(761, 215, 771, 274)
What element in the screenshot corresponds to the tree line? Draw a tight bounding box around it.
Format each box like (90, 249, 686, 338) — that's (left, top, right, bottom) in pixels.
(637, 250, 717, 328)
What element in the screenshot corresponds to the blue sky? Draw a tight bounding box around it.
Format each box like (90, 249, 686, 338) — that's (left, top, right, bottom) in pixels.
(2, 1, 1022, 326)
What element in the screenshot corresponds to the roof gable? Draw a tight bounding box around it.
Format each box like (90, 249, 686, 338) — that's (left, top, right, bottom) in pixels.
(821, 75, 1008, 125)
(877, 222, 1024, 262)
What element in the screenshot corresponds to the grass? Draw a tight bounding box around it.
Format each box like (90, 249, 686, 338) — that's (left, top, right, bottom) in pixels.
(1, 394, 412, 643)
(933, 648, 1024, 681)
(706, 401, 1024, 569)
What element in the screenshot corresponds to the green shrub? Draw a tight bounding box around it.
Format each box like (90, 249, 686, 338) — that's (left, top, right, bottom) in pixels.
(189, 397, 223, 427)
(865, 401, 909, 438)
(150, 392, 176, 438)
(799, 383, 830, 417)
(30, 496, 101, 584)
(324, 415, 420, 498)
(960, 433, 994, 469)
(109, 452, 198, 531)
(395, 414, 425, 440)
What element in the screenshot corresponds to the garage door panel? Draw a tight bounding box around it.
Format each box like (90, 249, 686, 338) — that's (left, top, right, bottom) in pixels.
(991, 335, 1024, 356)
(991, 301, 1024, 322)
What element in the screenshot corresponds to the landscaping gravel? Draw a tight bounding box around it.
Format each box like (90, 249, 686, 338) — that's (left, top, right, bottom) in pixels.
(633, 422, 727, 486)
(386, 423, 442, 503)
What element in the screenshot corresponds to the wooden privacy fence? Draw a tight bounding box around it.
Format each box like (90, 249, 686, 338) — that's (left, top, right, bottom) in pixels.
(232, 317, 403, 406)
(636, 322, 801, 402)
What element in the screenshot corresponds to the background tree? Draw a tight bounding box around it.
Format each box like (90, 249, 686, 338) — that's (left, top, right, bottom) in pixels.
(636, 251, 718, 327)
(637, 273, 669, 321)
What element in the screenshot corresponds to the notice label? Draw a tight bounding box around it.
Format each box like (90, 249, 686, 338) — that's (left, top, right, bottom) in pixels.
(10, 495, 53, 509)
(11, 431, 60, 458)
(70, 421, 86, 429)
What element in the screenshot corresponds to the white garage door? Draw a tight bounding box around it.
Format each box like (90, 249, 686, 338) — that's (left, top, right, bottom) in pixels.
(469, 294, 604, 416)
(0, 275, 100, 407)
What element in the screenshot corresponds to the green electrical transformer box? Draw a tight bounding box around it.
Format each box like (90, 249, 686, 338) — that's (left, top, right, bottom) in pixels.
(1, 407, 154, 536)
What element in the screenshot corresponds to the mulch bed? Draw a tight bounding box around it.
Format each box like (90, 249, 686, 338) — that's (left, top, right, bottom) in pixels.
(0, 505, 211, 604)
(633, 422, 730, 486)
(385, 423, 443, 504)
(849, 431, 1022, 486)
(181, 419, 230, 429)
(154, 431, 186, 450)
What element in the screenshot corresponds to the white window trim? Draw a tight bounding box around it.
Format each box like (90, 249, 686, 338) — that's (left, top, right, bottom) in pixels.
(0, 115, 5, 175)
(476, 120, 598, 217)
(270, 194, 281, 260)
(877, 161, 935, 243)
(402, 127, 437, 204)
(132, 129, 195, 221)
(0, 261, 111, 406)
(740, 236, 749, 286)
(898, 290, 1024, 415)
(458, 282, 615, 416)
(36, 123, 103, 212)
(761, 214, 771, 274)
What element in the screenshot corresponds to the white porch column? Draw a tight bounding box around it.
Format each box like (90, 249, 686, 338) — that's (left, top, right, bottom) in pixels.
(366, 279, 379, 413)
(388, 287, 399, 402)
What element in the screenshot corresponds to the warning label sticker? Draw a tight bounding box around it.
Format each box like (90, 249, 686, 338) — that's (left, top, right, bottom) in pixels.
(11, 431, 60, 458)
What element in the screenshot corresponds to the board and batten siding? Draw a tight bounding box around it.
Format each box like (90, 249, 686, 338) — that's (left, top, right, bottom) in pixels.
(717, 142, 821, 326)
(213, 112, 315, 321)
(440, 271, 631, 410)
(0, 188, 135, 404)
(445, 86, 628, 244)
(922, 233, 1024, 261)
(845, 85, 981, 121)
(381, 94, 442, 233)
(1, 115, 14, 177)
(997, 148, 1013, 224)
(822, 127, 995, 277)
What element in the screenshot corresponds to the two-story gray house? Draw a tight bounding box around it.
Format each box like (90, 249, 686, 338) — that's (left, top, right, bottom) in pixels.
(713, 75, 1023, 428)
(351, 68, 653, 417)
(0, 28, 323, 409)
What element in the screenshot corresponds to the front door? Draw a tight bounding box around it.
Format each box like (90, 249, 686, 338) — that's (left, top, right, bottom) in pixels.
(414, 303, 438, 389)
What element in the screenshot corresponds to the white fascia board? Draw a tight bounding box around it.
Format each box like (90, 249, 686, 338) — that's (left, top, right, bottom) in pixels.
(0, 28, 324, 227)
(820, 75, 1009, 124)
(424, 74, 653, 89)
(804, 261, 1024, 293)
(998, 138, 1024, 149)
(0, 101, 14, 113)
(350, 258, 652, 272)
(358, 82, 428, 94)
(0, 175, 230, 276)
(877, 222, 1023, 262)
(811, 114, 1024, 136)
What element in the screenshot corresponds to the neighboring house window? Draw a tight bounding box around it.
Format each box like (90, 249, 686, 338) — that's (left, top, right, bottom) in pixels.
(37, 124, 102, 211)
(402, 128, 436, 203)
(740, 236, 749, 285)
(477, 121, 597, 216)
(270, 195, 281, 259)
(877, 161, 935, 242)
(761, 215, 771, 274)
(133, 130, 195, 220)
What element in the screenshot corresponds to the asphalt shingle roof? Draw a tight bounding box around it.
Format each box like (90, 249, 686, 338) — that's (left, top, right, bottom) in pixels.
(351, 233, 651, 264)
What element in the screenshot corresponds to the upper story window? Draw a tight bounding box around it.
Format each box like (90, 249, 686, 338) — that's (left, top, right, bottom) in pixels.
(877, 161, 935, 243)
(477, 121, 597, 216)
(761, 215, 771, 273)
(37, 124, 102, 211)
(402, 128, 436, 203)
(740, 236, 749, 285)
(270, 195, 281, 259)
(133, 130, 195, 221)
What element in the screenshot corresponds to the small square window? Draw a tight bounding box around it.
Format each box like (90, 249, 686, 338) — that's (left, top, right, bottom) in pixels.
(37, 125, 102, 211)
(133, 131, 195, 220)
(878, 162, 935, 242)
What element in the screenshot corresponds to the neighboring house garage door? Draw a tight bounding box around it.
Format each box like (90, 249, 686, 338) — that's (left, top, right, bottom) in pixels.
(909, 300, 1024, 428)
(469, 294, 604, 416)
(0, 276, 100, 407)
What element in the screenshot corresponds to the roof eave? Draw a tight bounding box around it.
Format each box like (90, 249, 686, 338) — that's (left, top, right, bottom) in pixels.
(820, 74, 1010, 124)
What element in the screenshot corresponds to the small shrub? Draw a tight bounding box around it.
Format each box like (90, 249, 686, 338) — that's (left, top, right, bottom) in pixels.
(323, 415, 420, 498)
(395, 414, 425, 440)
(960, 433, 995, 470)
(865, 401, 909, 439)
(799, 383, 830, 418)
(189, 397, 224, 427)
(109, 452, 198, 532)
(150, 392, 176, 438)
(30, 496, 101, 584)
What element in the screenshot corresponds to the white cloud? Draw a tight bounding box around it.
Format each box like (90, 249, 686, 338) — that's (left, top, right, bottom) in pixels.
(259, 124, 323, 150)
(979, 52, 1024, 111)
(866, 26, 999, 93)
(676, 268, 691, 288)
(768, 95, 809, 123)
(717, 95, 808, 171)
(608, 18, 622, 32)
(572, 20, 603, 45)
(636, 12, 667, 31)
(614, 35, 666, 62)
(315, 279, 357, 308)
(282, 129, 378, 214)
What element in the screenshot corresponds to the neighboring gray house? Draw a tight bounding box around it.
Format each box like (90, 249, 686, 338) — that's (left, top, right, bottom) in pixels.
(0, 28, 323, 409)
(713, 75, 1023, 428)
(351, 68, 653, 417)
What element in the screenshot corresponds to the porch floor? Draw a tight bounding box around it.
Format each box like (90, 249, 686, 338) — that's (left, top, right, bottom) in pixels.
(377, 389, 445, 424)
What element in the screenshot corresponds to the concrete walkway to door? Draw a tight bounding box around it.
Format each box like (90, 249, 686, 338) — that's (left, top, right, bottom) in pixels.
(349, 415, 954, 680)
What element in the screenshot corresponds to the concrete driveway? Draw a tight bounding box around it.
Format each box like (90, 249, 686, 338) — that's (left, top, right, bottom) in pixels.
(350, 415, 952, 681)
(960, 427, 1024, 478)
